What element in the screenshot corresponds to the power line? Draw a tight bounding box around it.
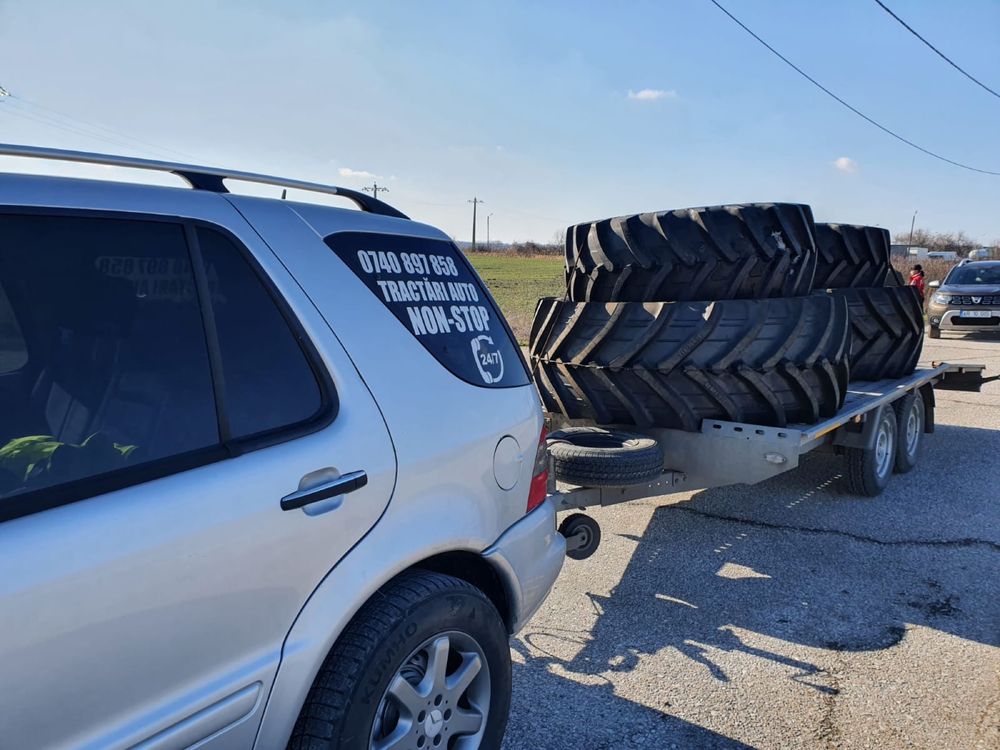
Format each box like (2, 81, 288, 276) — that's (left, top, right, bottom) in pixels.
(0, 84, 203, 161)
(705, 0, 1000, 176)
(873, 0, 1000, 100)
(0, 103, 149, 153)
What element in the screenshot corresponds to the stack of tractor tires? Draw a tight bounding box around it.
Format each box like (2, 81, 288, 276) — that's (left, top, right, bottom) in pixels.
(811, 223, 925, 381)
(531, 206, 923, 432)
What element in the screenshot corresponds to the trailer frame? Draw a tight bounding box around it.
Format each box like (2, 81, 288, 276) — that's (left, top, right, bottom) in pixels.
(549, 362, 988, 555)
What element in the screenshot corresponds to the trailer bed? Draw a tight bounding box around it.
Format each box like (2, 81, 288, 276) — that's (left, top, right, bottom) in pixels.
(551, 362, 984, 513)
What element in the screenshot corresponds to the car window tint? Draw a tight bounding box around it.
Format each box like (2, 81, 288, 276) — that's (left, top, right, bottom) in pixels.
(946, 265, 1000, 285)
(0, 215, 219, 502)
(197, 228, 323, 439)
(0, 281, 27, 373)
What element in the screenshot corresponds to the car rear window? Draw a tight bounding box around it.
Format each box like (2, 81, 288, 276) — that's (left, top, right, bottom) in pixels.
(324, 232, 529, 388)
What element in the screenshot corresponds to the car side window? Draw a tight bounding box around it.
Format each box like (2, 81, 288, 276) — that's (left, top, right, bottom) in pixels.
(197, 228, 324, 440)
(0, 214, 219, 503)
(0, 281, 28, 373)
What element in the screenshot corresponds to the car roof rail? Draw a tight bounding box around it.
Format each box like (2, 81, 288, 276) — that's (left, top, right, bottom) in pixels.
(0, 143, 409, 220)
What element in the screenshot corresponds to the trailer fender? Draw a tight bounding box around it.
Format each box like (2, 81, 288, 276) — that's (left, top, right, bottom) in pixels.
(832, 404, 889, 451)
(920, 383, 936, 434)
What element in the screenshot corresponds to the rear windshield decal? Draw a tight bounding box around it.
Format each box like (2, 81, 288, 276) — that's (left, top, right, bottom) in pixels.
(325, 232, 528, 388)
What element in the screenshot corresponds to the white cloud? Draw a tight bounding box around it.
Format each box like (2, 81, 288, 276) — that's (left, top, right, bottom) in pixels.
(833, 156, 858, 174)
(338, 167, 379, 178)
(627, 88, 677, 101)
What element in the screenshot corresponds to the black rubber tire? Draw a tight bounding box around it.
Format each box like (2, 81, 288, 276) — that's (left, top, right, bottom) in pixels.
(827, 287, 924, 381)
(812, 223, 892, 289)
(928, 324, 941, 339)
(288, 570, 511, 750)
(547, 426, 663, 486)
(893, 392, 925, 474)
(559, 513, 602, 560)
(530, 294, 850, 431)
(846, 406, 896, 497)
(564, 202, 817, 303)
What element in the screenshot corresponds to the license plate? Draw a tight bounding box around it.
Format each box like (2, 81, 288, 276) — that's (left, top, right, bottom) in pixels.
(960, 310, 993, 318)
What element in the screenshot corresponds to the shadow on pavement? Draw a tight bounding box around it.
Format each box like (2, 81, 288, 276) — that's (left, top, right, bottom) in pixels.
(506, 644, 757, 750)
(505, 423, 999, 748)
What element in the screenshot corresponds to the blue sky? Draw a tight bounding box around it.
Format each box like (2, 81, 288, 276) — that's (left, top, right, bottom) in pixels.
(1, 0, 998, 244)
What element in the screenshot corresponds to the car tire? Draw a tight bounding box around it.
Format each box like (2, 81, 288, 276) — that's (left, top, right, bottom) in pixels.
(826, 287, 924, 380)
(846, 405, 896, 497)
(812, 223, 892, 289)
(564, 203, 817, 303)
(530, 294, 850, 430)
(928, 324, 941, 339)
(288, 570, 511, 750)
(547, 427, 664, 486)
(893, 392, 925, 474)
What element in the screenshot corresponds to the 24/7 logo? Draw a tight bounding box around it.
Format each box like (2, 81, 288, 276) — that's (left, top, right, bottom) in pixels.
(471, 335, 504, 384)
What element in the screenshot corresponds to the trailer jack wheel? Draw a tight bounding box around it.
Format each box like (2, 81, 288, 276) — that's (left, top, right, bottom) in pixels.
(559, 513, 601, 560)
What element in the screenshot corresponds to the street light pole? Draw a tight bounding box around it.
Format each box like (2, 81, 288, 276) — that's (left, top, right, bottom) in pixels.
(487, 213, 494, 251)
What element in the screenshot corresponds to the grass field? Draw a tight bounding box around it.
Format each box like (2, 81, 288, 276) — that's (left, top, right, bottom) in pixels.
(466, 253, 565, 343)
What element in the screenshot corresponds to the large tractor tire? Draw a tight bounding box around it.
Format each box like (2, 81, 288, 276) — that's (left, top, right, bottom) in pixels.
(829, 287, 924, 381)
(530, 294, 850, 431)
(564, 203, 817, 303)
(812, 223, 892, 289)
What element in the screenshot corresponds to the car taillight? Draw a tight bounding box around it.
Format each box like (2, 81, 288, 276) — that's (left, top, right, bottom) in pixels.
(526, 426, 549, 513)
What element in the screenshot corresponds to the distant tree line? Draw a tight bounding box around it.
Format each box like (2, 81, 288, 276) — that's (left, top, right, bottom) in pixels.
(471, 240, 563, 256)
(892, 229, 998, 256)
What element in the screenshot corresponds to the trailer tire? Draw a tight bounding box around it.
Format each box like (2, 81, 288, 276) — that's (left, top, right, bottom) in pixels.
(812, 223, 892, 289)
(565, 203, 817, 302)
(846, 406, 896, 496)
(547, 427, 663, 486)
(893, 392, 924, 474)
(531, 294, 850, 431)
(827, 287, 924, 380)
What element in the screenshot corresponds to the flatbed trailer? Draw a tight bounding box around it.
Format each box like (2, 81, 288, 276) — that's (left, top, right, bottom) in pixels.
(549, 362, 990, 558)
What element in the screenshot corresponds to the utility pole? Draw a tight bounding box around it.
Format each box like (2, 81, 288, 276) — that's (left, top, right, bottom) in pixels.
(468, 197, 484, 248)
(363, 182, 388, 201)
(487, 213, 494, 251)
(907, 210, 918, 256)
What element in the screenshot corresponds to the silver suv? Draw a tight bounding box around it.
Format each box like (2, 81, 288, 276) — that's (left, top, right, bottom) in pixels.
(0, 145, 564, 750)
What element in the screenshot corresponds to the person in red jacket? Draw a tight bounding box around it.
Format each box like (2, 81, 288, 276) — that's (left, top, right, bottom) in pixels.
(909, 264, 926, 302)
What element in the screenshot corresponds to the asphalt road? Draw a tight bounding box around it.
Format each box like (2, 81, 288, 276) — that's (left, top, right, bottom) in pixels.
(504, 333, 1000, 750)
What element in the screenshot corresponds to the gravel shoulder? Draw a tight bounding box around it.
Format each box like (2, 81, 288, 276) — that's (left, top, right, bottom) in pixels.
(505, 333, 1000, 750)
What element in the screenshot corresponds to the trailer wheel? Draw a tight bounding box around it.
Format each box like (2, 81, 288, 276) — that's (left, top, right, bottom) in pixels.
(846, 406, 896, 497)
(893, 392, 925, 474)
(559, 513, 601, 560)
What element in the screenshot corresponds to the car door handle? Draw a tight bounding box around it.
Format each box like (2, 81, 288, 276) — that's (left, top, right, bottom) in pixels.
(280, 470, 368, 511)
